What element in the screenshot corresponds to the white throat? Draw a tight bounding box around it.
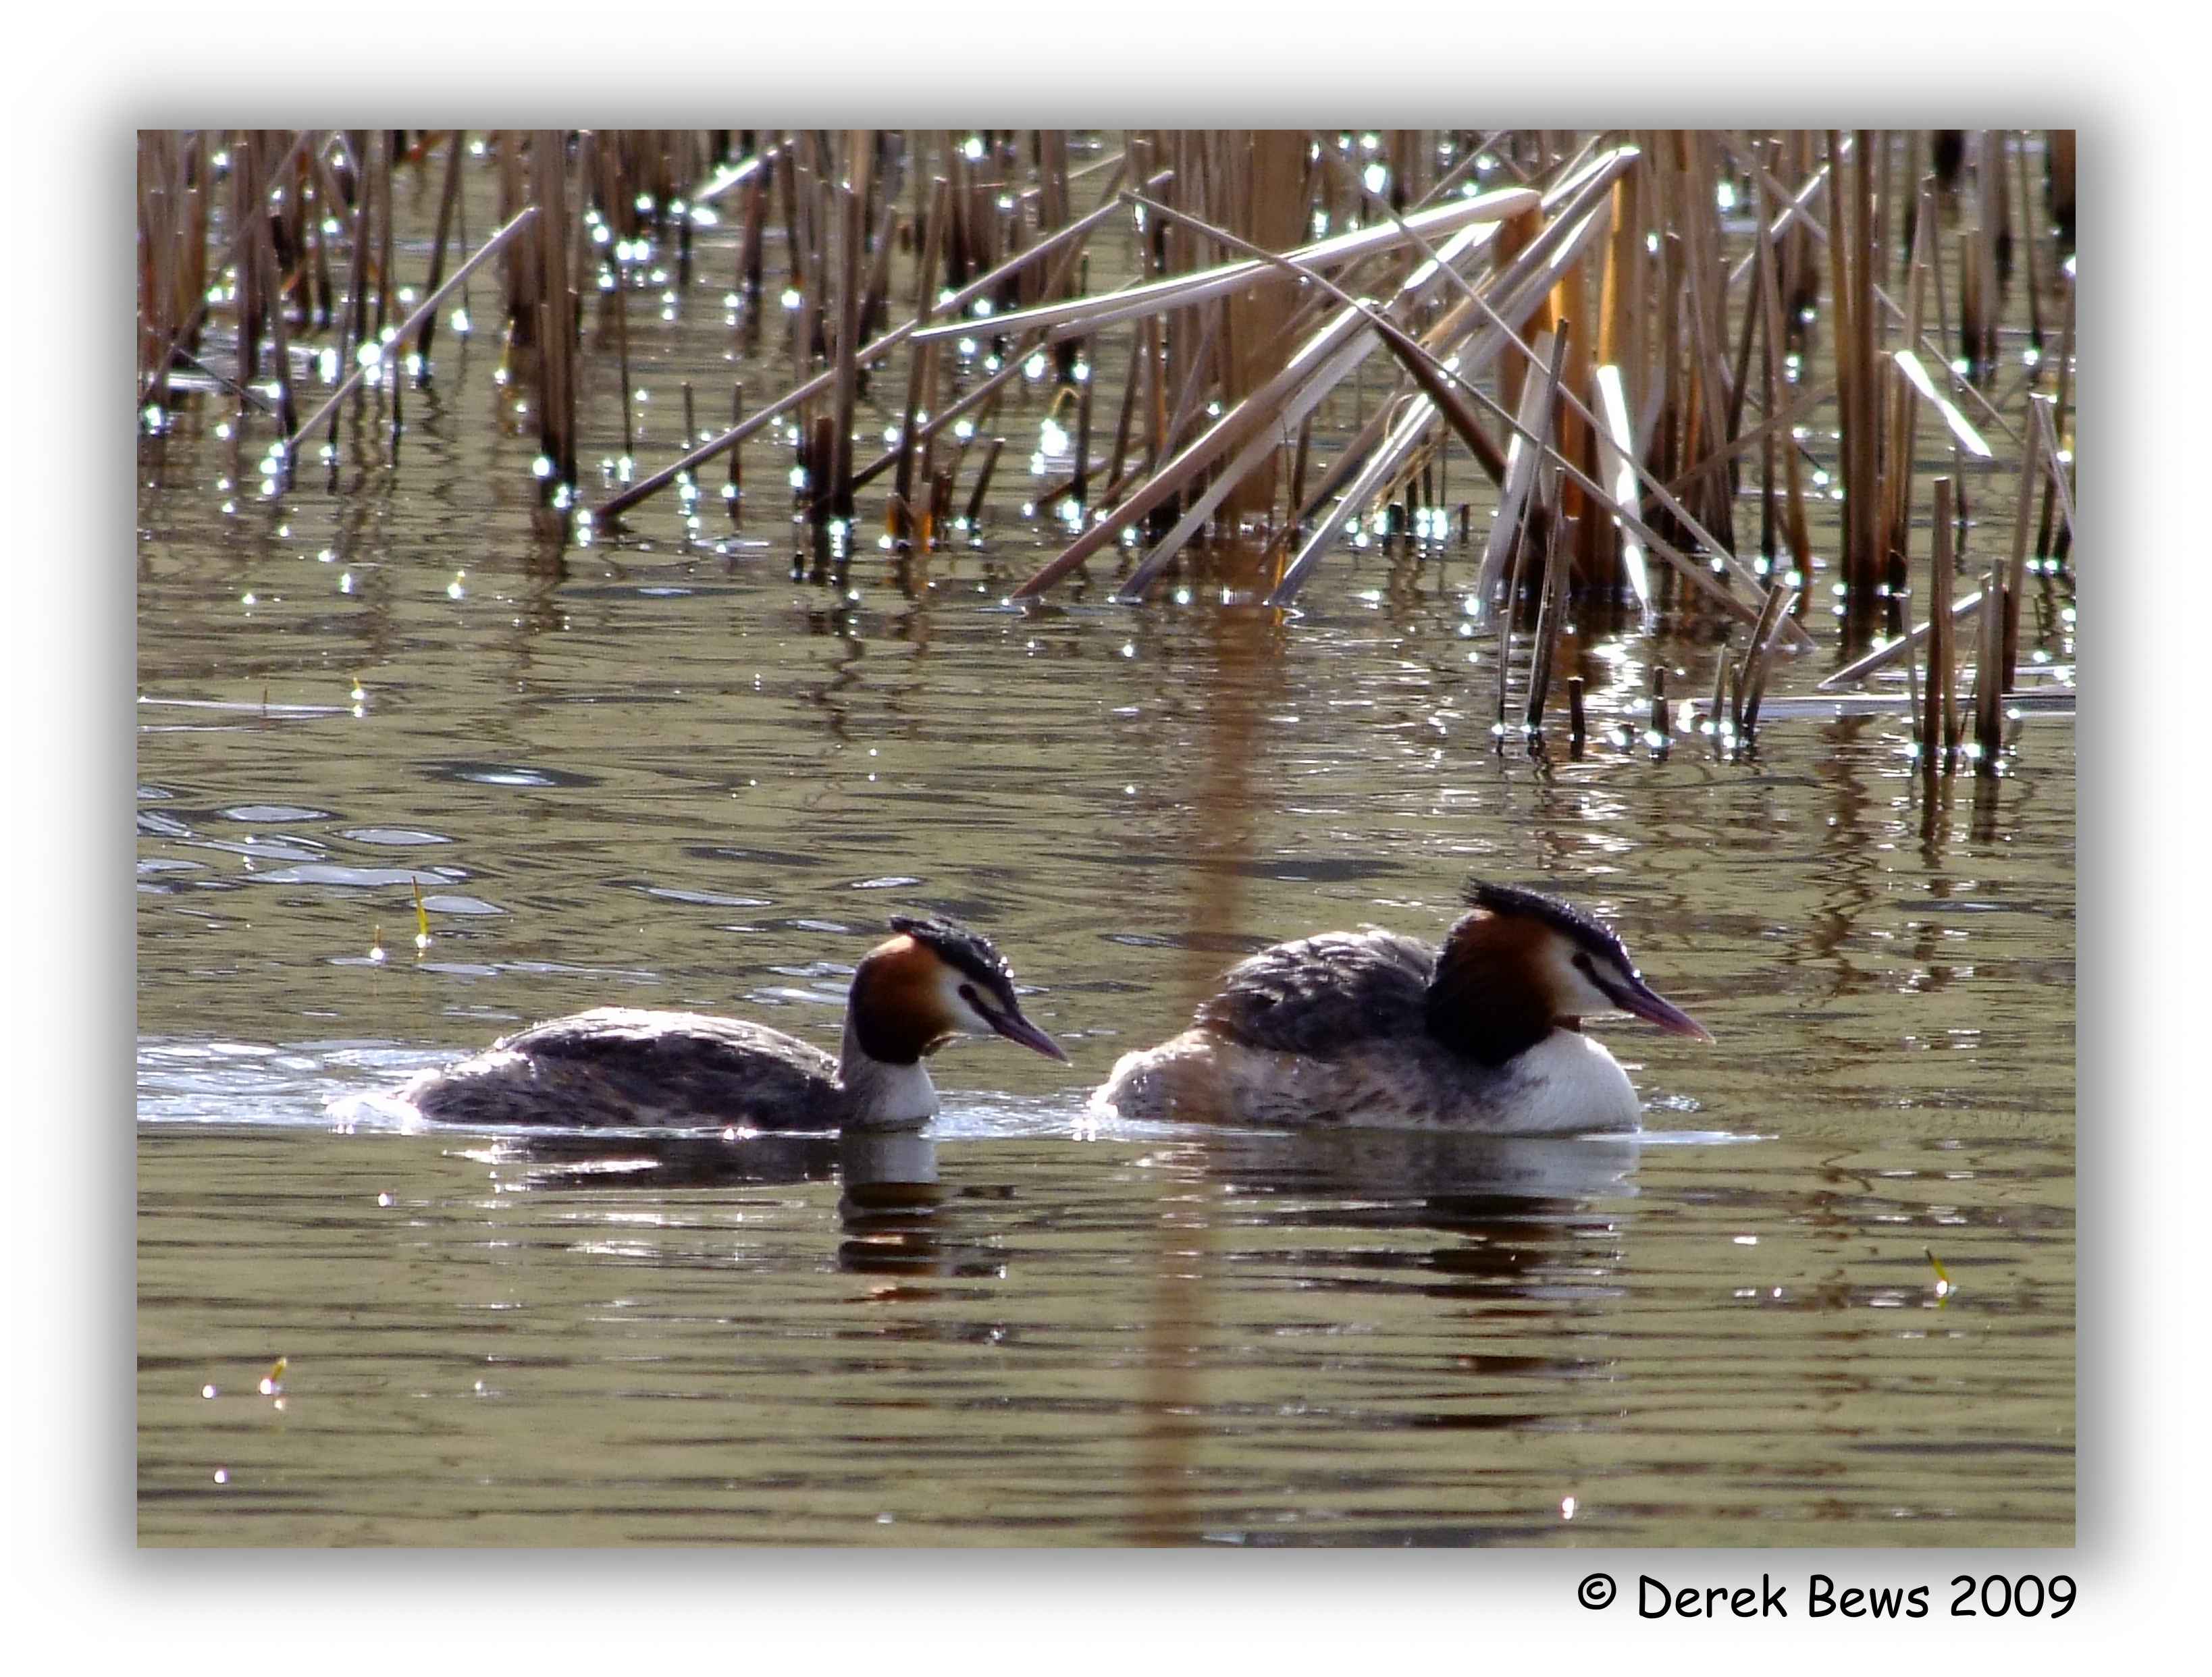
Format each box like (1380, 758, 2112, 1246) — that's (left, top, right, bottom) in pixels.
(838, 1015, 941, 1127)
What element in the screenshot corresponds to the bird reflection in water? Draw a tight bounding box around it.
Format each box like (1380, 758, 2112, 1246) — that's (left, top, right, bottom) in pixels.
(472, 1127, 1002, 1281)
(1194, 1128, 1645, 1300)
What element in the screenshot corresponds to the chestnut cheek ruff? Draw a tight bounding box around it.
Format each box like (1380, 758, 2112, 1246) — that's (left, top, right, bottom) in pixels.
(1424, 913, 1556, 1067)
(848, 940, 947, 1067)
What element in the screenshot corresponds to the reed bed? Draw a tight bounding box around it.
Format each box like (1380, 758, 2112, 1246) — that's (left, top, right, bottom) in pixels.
(136, 128, 2076, 760)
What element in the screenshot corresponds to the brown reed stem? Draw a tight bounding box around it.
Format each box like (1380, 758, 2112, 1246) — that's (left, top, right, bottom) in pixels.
(1973, 566, 2003, 771)
(413, 132, 468, 373)
(891, 178, 949, 548)
(531, 130, 577, 494)
(726, 383, 743, 523)
(962, 437, 1005, 531)
(1072, 341, 1096, 508)
(1926, 476, 1957, 764)
(2036, 264, 2076, 560)
(2002, 392, 2049, 687)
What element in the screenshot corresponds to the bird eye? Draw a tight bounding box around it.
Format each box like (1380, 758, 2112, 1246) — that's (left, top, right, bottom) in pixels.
(958, 983, 980, 1004)
(1572, 952, 1594, 974)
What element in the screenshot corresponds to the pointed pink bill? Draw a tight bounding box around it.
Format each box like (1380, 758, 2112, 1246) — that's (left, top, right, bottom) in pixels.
(1612, 974, 1715, 1042)
(982, 1004, 1071, 1063)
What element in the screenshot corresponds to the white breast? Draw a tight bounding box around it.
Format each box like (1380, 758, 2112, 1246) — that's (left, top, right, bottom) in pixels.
(1091, 1023, 1645, 1134)
(1496, 1030, 1641, 1134)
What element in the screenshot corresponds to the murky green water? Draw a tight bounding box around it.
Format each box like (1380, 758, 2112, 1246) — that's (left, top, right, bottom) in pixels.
(136, 137, 2075, 1545)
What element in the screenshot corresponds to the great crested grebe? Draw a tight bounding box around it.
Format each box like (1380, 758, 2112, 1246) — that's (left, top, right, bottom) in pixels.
(390, 915, 1067, 1131)
(1090, 881, 1711, 1134)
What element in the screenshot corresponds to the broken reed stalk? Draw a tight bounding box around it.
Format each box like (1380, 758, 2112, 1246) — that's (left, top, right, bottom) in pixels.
(1817, 590, 1986, 690)
(1270, 147, 1811, 637)
(283, 205, 539, 454)
(598, 169, 1151, 523)
(1737, 583, 1801, 740)
(1477, 327, 1566, 608)
(846, 217, 1103, 502)
(1090, 159, 1616, 604)
(1525, 511, 1576, 733)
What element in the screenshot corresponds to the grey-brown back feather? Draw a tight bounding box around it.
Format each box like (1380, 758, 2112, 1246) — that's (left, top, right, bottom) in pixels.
(405, 1008, 843, 1129)
(1193, 930, 1436, 1056)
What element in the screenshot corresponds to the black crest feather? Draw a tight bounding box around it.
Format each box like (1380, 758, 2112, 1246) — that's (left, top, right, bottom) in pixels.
(888, 914, 1014, 992)
(1460, 879, 1635, 971)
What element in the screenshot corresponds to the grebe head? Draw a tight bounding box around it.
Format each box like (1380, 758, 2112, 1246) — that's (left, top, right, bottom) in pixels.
(1428, 881, 1713, 1065)
(848, 915, 1070, 1067)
